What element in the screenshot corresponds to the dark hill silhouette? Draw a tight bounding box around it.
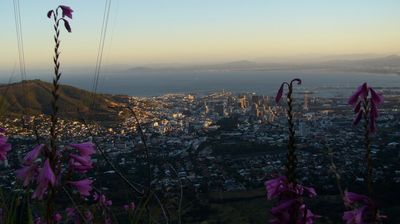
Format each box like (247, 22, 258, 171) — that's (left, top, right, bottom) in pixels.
(0, 79, 126, 120)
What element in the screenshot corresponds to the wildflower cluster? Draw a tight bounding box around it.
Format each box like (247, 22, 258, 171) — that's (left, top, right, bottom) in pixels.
(342, 83, 385, 223)
(16, 142, 95, 199)
(265, 176, 319, 224)
(348, 82, 383, 133)
(342, 191, 386, 224)
(264, 80, 388, 223)
(93, 192, 113, 223)
(265, 79, 319, 223)
(61, 192, 114, 224)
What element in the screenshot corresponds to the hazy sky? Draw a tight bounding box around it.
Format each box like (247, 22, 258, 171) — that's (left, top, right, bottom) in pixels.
(1, 0, 400, 70)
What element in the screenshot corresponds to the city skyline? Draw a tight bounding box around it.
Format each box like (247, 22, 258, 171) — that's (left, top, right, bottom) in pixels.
(1, 0, 400, 71)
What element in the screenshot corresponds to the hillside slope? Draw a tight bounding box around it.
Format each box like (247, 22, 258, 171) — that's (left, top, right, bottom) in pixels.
(0, 80, 126, 120)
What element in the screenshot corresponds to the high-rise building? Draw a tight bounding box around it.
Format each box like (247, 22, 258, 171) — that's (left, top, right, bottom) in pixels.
(239, 95, 248, 109)
(262, 96, 269, 107)
(252, 95, 260, 105)
(304, 92, 309, 111)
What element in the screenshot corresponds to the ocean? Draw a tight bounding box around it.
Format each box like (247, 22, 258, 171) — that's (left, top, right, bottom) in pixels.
(2, 69, 400, 97)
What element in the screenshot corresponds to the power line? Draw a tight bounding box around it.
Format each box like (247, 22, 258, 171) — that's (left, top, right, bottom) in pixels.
(91, 0, 112, 110)
(13, 0, 30, 120)
(12, 0, 27, 81)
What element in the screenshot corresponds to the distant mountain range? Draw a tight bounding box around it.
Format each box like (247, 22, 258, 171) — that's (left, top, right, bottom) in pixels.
(0, 80, 127, 121)
(124, 55, 400, 74)
(296, 55, 400, 74)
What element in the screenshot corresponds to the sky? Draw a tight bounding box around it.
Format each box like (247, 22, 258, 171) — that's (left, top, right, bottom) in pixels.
(1, 0, 400, 71)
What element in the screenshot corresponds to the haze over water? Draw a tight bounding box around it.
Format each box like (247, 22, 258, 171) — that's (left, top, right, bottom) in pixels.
(4, 70, 399, 97)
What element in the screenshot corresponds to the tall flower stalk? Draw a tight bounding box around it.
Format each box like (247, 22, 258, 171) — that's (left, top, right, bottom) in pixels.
(14, 6, 75, 223)
(47, 5, 73, 153)
(345, 82, 385, 223)
(276, 78, 302, 184)
(264, 79, 319, 224)
(348, 83, 383, 194)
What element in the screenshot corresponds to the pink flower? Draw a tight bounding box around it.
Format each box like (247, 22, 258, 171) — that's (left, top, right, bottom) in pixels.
(265, 176, 319, 223)
(40, 159, 56, 185)
(84, 210, 93, 221)
(59, 5, 74, 19)
(100, 195, 113, 207)
(370, 101, 379, 118)
(47, 10, 54, 18)
(69, 179, 93, 197)
(275, 83, 285, 103)
(265, 176, 317, 200)
(354, 101, 362, 113)
(265, 176, 287, 200)
(343, 206, 366, 224)
(275, 79, 302, 103)
(352, 111, 363, 126)
(53, 213, 62, 223)
(93, 192, 100, 201)
(94, 192, 113, 207)
(303, 186, 317, 198)
(65, 207, 76, 219)
(348, 83, 369, 106)
(34, 217, 43, 224)
(63, 20, 72, 33)
(270, 200, 320, 224)
(123, 204, 129, 211)
(300, 204, 321, 224)
(47, 5, 73, 33)
(270, 199, 295, 220)
(369, 88, 384, 105)
(32, 159, 56, 199)
(65, 207, 83, 224)
(22, 144, 44, 165)
(16, 164, 38, 186)
(69, 154, 93, 173)
(0, 134, 11, 161)
(343, 191, 386, 224)
(344, 191, 371, 206)
(348, 83, 383, 133)
(69, 142, 96, 156)
(32, 181, 49, 200)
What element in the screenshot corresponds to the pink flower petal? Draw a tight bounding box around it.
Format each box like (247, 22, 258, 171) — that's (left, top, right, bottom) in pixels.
(352, 111, 363, 126)
(69, 142, 96, 156)
(63, 20, 71, 33)
(16, 164, 38, 186)
(59, 5, 73, 19)
(69, 179, 93, 197)
(369, 88, 384, 105)
(348, 83, 368, 106)
(275, 83, 285, 103)
(22, 144, 45, 165)
(47, 10, 53, 18)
